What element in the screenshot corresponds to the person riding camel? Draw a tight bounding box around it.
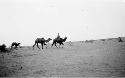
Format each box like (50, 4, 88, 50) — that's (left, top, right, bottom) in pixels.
(56, 33, 60, 40)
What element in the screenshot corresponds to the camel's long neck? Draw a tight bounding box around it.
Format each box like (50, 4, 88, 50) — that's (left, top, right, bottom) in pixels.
(45, 40, 48, 43)
(63, 38, 67, 42)
(45, 39, 50, 43)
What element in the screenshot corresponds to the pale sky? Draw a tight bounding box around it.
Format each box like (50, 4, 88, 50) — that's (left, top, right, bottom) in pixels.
(0, 0, 125, 46)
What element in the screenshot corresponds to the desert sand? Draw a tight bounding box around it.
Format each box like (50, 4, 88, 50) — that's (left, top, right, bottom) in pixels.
(0, 38, 125, 77)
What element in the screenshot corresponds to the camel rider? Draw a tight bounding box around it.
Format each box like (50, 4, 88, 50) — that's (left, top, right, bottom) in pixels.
(57, 33, 60, 39)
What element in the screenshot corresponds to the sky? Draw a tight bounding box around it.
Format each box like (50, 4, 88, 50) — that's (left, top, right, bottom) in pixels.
(0, 0, 125, 46)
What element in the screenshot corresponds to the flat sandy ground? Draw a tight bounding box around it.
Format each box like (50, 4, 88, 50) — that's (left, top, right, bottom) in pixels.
(0, 39, 125, 77)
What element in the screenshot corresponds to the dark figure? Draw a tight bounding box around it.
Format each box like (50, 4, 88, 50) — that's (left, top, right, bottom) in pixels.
(57, 33, 60, 39)
(33, 38, 52, 49)
(11, 42, 21, 49)
(0, 44, 6, 52)
(118, 37, 123, 42)
(52, 37, 67, 48)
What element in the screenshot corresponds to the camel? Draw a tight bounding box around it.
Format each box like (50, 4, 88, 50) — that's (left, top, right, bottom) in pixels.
(52, 37, 67, 48)
(11, 42, 21, 49)
(33, 38, 52, 49)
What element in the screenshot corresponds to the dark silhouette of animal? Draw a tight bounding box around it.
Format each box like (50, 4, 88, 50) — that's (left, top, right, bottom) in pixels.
(0, 44, 7, 52)
(11, 42, 21, 49)
(33, 38, 52, 49)
(52, 37, 67, 48)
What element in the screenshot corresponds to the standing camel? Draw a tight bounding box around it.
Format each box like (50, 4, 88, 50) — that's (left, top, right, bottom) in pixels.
(33, 38, 52, 49)
(52, 37, 67, 48)
(11, 42, 21, 49)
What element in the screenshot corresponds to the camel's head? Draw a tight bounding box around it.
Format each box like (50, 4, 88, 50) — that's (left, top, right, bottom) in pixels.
(48, 38, 52, 41)
(64, 37, 67, 39)
(63, 37, 67, 42)
(17, 43, 21, 45)
(47, 38, 52, 42)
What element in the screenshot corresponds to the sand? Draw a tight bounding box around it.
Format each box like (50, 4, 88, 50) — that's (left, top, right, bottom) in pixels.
(0, 38, 125, 77)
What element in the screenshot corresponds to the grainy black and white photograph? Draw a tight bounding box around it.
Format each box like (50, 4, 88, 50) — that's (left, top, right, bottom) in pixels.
(0, 0, 125, 77)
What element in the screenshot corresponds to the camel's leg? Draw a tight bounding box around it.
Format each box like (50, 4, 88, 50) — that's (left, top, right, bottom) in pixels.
(55, 43, 58, 48)
(11, 46, 15, 51)
(15, 46, 18, 50)
(51, 43, 54, 48)
(59, 43, 61, 48)
(15, 45, 18, 49)
(14, 45, 17, 49)
(61, 42, 64, 48)
(11, 45, 13, 50)
(33, 43, 36, 50)
(41, 43, 43, 49)
(44, 43, 47, 48)
(37, 43, 40, 49)
(51, 42, 56, 48)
